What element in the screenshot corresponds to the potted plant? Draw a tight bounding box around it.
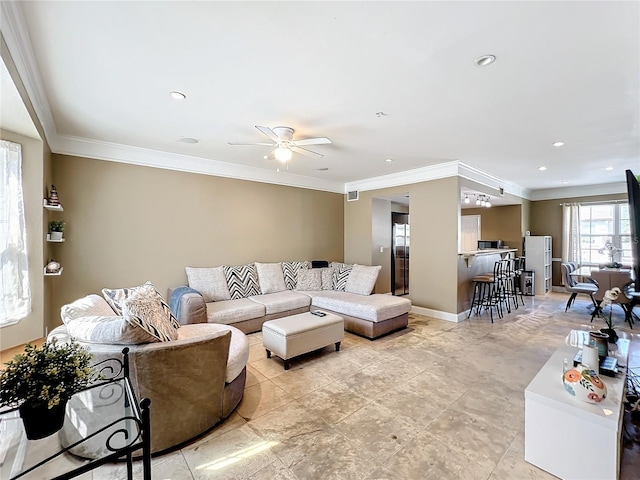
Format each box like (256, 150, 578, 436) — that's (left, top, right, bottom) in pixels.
(599, 287, 621, 344)
(49, 220, 65, 241)
(0, 339, 98, 439)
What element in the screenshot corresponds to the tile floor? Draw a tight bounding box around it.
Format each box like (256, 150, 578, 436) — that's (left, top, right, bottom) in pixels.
(91, 293, 640, 478)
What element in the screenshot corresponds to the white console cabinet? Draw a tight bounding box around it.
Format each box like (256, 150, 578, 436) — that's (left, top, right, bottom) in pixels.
(524, 339, 629, 479)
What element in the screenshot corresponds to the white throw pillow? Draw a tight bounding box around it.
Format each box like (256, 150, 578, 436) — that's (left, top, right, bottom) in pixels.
(345, 264, 382, 295)
(185, 266, 231, 302)
(295, 269, 322, 291)
(65, 315, 159, 345)
(255, 262, 287, 294)
(61, 294, 116, 324)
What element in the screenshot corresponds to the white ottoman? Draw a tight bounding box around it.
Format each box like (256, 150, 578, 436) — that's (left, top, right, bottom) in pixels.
(262, 311, 344, 370)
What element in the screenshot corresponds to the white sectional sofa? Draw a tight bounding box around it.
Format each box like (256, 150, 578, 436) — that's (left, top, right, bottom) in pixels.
(169, 261, 411, 339)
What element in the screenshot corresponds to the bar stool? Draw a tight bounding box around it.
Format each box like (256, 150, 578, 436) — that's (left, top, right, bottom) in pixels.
(500, 258, 522, 312)
(468, 261, 504, 323)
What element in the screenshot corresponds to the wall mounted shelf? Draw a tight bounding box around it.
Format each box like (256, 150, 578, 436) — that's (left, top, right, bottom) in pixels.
(46, 234, 65, 243)
(44, 267, 63, 276)
(43, 199, 64, 211)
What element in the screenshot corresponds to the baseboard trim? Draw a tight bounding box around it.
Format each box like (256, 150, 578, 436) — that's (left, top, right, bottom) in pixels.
(551, 286, 566, 293)
(410, 305, 467, 323)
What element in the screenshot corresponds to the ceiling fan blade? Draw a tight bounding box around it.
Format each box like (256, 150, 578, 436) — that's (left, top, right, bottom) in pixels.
(228, 142, 276, 146)
(292, 137, 331, 146)
(255, 125, 280, 143)
(291, 146, 324, 159)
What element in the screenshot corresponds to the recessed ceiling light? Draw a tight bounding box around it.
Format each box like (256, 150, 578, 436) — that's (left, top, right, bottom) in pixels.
(179, 137, 198, 144)
(562, 181, 569, 184)
(475, 54, 496, 66)
(317, 167, 329, 171)
(538, 166, 547, 171)
(552, 141, 565, 147)
(605, 166, 614, 171)
(385, 158, 393, 162)
(169, 91, 186, 100)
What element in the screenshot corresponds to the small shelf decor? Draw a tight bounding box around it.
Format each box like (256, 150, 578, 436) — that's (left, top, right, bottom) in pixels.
(0, 340, 99, 440)
(48, 220, 65, 241)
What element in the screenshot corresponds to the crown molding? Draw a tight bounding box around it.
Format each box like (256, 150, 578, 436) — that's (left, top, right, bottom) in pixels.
(344, 161, 530, 199)
(344, 161, 461, 193)
(55, 134, 345, 193)
(457, 162, 530, 200)
(529, 182, 627, 201)
(0, 1, 58, 147)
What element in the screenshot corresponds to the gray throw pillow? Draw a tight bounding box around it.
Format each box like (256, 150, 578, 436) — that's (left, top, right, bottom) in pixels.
(295, 269, 322, 291)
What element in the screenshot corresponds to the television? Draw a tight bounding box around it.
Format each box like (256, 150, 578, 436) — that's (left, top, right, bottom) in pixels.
(626, 169, 640, 292)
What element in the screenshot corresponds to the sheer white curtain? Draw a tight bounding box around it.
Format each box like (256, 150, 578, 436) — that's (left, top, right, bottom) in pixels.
(562, 203, 582, 267)
(0, 140, 31, 325)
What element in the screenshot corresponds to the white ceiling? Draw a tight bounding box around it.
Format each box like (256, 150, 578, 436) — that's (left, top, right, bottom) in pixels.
(2, 1, 639, 197)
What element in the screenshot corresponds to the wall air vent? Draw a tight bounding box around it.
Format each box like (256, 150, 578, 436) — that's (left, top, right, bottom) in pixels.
(347, 190, 359, 202)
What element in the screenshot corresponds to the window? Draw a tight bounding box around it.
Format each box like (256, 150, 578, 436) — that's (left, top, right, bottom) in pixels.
(579, 203, 631, 265)
(0, 140, 31, 326)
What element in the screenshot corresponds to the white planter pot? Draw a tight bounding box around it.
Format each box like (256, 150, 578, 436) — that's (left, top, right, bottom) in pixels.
(50, 231, 63, 241)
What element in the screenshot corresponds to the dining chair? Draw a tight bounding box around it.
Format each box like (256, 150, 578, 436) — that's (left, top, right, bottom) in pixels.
(561, 263, 597, 312)
(590, 270, 634, 327)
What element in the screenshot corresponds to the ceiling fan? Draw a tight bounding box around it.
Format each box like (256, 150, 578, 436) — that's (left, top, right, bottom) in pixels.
(229, 126, 331, 162)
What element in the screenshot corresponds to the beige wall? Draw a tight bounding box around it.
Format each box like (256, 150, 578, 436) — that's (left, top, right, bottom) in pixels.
(0, 130, 47, 349)
(371, 198, 392, 293)
(463, 205, 523, 255)
(50, 154, 344, 328)
(530, 193, 626, 286)
(344, 177, 459, 313)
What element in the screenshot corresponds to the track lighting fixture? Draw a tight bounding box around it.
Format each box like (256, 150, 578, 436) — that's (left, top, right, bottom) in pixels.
(462, 193, 492, 208)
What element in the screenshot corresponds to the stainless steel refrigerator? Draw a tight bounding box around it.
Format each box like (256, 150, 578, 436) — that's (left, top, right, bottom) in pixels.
(392, 214, 409, 296)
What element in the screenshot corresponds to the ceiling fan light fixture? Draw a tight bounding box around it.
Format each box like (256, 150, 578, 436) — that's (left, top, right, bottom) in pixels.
(274, 146, 292, 163)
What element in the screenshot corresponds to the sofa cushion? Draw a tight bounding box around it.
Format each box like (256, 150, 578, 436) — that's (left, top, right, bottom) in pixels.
(121, 292, 179, 342)
(223, 264, 261, 299)
(320, 267, 335, 290)
(248, 291, 311, 315)
(65, 315, 161, 345)
(177, 324, 249, 383)
(332, 264, 353, 291)
(345, 264, 382, 295)
(281, 261, 309, 290)
(102, 281, 180, 330)
(185, 266, 231, 302)
(307, 291, 411, 322)
(205, 298, 265, 325)
(295, 269, 322, 291)
(61, 294, 116, 324)
(255, 262, 287, 294)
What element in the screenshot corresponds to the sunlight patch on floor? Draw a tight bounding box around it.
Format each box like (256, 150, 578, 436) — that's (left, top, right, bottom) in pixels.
(195, 440, 279, 471)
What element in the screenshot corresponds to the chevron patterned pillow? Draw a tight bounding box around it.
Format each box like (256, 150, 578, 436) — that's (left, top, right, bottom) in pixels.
(332, 264, 354, 291)
(102, 281, 180, 330)
(223, 263, 261, 300)
(281, 261, 309, 290)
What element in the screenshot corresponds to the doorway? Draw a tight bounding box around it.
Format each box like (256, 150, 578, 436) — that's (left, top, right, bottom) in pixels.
(392, 212, 410, 296)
